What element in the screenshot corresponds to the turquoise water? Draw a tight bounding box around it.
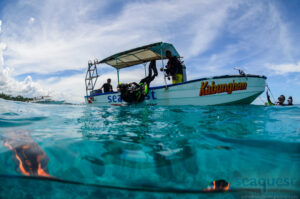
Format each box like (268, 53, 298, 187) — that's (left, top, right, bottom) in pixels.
(0, 98, 299, 198)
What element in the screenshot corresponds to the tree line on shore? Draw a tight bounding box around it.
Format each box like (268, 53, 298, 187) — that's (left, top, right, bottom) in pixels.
(0, 93, 33, 102)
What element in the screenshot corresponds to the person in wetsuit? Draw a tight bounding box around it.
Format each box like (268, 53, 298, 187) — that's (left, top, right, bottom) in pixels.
(287, 96, 293, 105)
(160, 50, 183, 84)
(117, 60, 158, 103)
(99, 78, 113, 93)
(266, 91, 286, 106)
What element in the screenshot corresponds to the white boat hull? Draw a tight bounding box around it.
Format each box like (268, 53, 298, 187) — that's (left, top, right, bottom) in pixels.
(84, 75, 266, 106)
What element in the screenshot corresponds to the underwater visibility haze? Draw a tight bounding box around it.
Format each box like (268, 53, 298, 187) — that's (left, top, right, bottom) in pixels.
(0, 99, 299, 198)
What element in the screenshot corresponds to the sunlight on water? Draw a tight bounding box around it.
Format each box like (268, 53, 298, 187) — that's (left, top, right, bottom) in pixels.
(0, 99, 299, 198)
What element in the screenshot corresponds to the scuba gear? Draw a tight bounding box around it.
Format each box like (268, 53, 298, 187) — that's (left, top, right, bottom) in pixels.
(172, 74, 183, 84)
(119, 60, 157, 103)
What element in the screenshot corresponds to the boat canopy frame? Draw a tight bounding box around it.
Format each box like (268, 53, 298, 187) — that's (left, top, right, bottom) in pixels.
(99, 42, 180, 69)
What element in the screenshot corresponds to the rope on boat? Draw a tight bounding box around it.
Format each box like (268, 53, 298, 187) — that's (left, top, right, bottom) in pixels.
(266, 84, 276, 102)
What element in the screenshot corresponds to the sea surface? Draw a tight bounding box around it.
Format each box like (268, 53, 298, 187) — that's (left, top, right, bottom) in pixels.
(0, 98, 299, 198)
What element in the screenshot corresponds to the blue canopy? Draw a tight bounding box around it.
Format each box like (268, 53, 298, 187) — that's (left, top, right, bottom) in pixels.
(99, 42, 180, 69)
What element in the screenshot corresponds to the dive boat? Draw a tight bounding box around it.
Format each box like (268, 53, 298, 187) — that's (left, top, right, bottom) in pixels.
(84, 42, 266, 106)
(31, 96, 65, 104)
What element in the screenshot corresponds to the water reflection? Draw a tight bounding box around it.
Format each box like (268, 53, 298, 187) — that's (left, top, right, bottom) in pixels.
(79, 106, 198, 184)
(75, 105, 300, 190)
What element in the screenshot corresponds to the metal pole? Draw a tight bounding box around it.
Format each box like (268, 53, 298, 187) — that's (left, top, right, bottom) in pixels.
(160, 44, 167, 88)
(117, 69, 120, 84)
(115, 57, 120, 84)
(143, 63, 147, 77)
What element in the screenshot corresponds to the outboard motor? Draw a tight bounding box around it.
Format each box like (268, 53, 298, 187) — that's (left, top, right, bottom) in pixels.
(234, 67, 246, 76)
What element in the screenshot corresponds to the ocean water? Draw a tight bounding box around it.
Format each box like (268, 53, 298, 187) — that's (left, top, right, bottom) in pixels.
(0, 98, 299, 198)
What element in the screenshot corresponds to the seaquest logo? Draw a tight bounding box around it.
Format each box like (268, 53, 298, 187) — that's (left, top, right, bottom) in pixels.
(108, 90, 157, 103)
(200, 80, 247, 96)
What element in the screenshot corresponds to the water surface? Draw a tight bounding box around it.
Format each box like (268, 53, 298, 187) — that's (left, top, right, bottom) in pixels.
(0, 99, 299, 198)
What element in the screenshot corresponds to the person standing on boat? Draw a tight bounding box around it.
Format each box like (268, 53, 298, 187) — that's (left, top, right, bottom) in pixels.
(117, 60, 158, 103)
(99, 78, 113, 93)
(161, 50, 183, 84)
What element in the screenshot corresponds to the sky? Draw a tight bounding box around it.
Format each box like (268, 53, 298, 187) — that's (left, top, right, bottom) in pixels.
(0, 0, 300, 103)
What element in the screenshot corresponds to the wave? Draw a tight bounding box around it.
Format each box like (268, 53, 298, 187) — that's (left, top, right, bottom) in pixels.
(0, 116, 47, 127)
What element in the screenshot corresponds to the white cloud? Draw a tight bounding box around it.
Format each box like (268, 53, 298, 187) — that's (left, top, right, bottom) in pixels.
(265, 62, 300, 74)
(268, 3, 293, 60)
(1, 0, 238, 75)
(29, 17, 35, 24)
(0, 66, 49, 98)
(0, 43, 6, 66)
(186, 1, 299, 78)
(186, 1, 236, 57)
(0, 36, 48, 98)
(37, 74, 86, 103)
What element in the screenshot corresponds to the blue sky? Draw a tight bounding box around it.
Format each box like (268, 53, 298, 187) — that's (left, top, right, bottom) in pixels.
(0, 0, 300, 103)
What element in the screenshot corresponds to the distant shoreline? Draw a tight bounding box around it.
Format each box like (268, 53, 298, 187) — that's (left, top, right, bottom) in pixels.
(0, 93, 33, 102)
